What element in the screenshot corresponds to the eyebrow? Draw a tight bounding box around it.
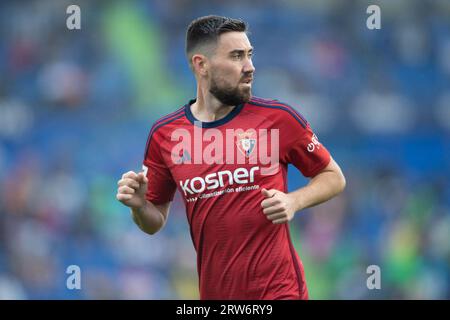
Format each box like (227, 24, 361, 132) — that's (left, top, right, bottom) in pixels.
(229, 48, 253, 55)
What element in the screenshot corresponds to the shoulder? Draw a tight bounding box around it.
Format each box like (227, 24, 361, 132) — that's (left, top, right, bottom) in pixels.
(147, 105, 187, 139)
(246, 96, 308, 129)
(144, 104, 186, 156)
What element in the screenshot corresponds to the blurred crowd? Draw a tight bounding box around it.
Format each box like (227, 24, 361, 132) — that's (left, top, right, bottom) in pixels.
(0, 0, 449, 299)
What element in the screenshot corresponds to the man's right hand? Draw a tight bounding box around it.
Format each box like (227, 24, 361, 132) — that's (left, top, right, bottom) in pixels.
(116, 171, 148, 209)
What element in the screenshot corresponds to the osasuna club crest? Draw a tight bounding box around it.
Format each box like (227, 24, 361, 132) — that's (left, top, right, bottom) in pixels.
(236, 131, 256, 158)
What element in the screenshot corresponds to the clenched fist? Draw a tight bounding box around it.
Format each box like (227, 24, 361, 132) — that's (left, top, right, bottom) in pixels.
(261, 188, 296, 224)
(116, 171, 148, 209)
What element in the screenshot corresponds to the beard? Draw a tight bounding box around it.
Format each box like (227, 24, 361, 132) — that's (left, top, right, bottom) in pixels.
(209, 74, 252, 106)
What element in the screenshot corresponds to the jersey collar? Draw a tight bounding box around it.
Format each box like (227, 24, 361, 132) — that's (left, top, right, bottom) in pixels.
(184, 99, 244, 128)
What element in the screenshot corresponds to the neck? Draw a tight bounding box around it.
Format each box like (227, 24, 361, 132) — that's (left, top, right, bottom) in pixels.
(191, 84, 236, 122)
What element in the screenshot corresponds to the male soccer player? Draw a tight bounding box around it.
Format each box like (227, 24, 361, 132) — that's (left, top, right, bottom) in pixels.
(116, 15, 346, 300)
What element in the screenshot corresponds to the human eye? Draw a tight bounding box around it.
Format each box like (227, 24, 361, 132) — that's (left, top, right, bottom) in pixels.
(231, 52, 244, 60)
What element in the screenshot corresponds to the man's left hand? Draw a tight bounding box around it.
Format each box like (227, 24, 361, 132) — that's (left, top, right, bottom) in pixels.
(260, 188, 297, 224)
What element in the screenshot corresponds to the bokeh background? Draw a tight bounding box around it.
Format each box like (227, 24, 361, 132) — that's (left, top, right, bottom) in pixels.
(0, 0, 449, 299)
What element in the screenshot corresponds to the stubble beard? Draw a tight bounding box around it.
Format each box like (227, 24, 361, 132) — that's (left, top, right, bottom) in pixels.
(209, 75, 252, 107)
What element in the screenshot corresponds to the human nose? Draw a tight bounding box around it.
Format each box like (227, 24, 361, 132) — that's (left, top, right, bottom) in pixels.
(243, 57, 255, 74)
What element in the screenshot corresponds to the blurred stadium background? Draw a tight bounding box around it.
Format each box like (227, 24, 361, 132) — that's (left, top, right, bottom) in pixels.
(0, 0, 449, 299)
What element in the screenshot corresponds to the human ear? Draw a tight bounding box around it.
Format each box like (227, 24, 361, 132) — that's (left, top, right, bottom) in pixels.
(192, 54, 208, 76)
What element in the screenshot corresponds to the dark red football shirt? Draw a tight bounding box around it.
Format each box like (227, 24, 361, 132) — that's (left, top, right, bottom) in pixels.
(143, 97, 331, 299)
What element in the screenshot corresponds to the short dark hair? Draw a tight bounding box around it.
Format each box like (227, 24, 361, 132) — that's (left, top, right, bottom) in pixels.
(186, 15, 248, 66)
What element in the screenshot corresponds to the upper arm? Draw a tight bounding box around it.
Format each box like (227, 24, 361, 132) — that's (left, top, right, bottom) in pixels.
(312, 156, 346, 189)
(315, 157, 342, 175)
(279, 109, 331, 177)
(143, 128, 177, 204)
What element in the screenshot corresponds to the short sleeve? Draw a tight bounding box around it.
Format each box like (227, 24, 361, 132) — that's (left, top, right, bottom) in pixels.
(281, 112, 331, 177)
(143, 130, 177, 205)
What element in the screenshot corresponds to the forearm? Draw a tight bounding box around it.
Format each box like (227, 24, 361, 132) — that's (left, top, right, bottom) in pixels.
(289, 170, 346, 212)
(131, 200, 166, 235)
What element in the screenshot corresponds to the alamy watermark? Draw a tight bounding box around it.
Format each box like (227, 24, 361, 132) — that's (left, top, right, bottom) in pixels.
(66, 5, 81, 30)
(366, 264, 381, 290)
(170, 122, 281, 176)
(366, 5, 381, 30)
(66, 265, 81, 290)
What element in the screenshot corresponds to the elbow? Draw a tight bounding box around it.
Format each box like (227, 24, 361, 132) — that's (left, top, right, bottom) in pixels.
(323, 158, 346, 196)
(144, 222, 164, 235)
(144, 219, 166, 236)
(144, 226, 160, 235)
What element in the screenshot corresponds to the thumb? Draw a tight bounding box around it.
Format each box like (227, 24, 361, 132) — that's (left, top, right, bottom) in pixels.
(138, 171, 148, 184)
(261, 188, 276, 198)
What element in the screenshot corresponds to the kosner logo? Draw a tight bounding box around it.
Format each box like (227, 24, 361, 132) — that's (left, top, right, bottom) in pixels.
(180, 166, 259, 196)
(171, 121, 279, 176)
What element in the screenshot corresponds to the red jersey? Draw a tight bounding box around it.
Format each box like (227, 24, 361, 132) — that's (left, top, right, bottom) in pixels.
(143, 97, 331, 300)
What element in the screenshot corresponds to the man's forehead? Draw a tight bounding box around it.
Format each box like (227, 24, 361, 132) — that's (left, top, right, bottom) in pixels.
(217, 32, 252, 51)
